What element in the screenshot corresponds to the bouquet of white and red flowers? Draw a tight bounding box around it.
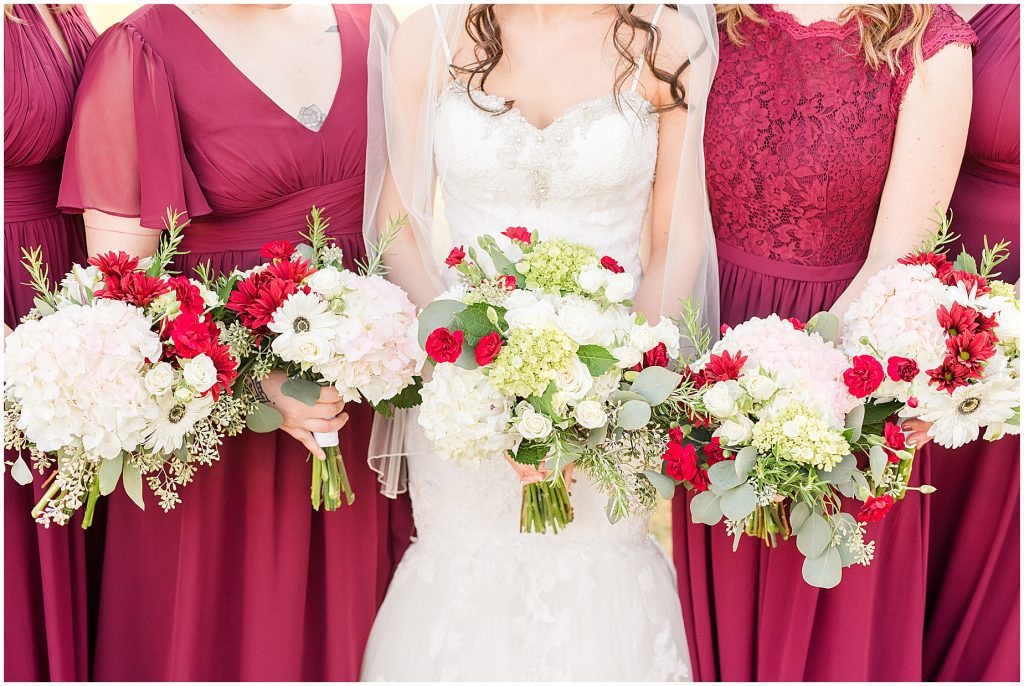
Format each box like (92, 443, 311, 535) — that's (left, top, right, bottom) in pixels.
(219, 209, 422, 510)
(417, 228, 684, 532)
(841, 217, 1019, 449)
(670, 312, 917, 588)
(4, 211, 245, 527)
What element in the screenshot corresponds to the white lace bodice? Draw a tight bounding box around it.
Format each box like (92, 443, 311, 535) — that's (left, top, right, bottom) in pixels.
(434, 84, 659, 286)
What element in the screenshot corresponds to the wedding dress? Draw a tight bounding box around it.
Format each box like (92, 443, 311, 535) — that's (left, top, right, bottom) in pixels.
(361, 9, 692, 681)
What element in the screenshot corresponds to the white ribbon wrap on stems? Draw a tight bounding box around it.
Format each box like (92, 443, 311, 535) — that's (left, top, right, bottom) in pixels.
(313, 431, 340, 449)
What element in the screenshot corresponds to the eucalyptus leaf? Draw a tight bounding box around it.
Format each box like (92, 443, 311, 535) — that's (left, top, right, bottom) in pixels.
(246, 403, 284, 433)
(586, 424, 608, 448)
(577, 345, 618, 377)
(818, 454, 856, 484)
(869, 444, 888, 484)
(851, 470, 870, 494)
(796, 512, 831, 559)
(616, 399, 651, 431)
(806, 311, 840, 343)
(801, 546, 843, 589)
(610, 390, 648, 404)
(734, 445, 757, 480)
(834, 480, 857, 498)
(708, 459, 743, 491)
(630, 366, 683, 406)
(98, 454, 123, 496)
(789, 501, 811, 534)
(845, 404, 865, 442)
(10, 456, 32, 485)
(294, 243, 315, 262)
(121, 462, 145, 511)
(719, 483, 758, 520)
(417, 299, 466, 348)
(32, 297, 55, 316)
(281, 377, 321, 407)
(690, 490, 723, 525)
(643, 470, 678, 500)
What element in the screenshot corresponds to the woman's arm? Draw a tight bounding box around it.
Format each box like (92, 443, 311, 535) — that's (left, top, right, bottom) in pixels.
(829, 44, 974, 319)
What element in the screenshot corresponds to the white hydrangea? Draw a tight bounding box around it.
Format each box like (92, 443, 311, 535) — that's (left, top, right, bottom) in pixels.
(417, 364, 516, 463)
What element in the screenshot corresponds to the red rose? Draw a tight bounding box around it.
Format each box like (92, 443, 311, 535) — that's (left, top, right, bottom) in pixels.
(886, 356, 920, 383)
(260, 240, 296, 261)
(497, 275, 517, 291)
(166, 276, 206, 316)
(663, 441, 699, 482)
(946, 331, 996, 372)
(204, 343, 239, 401)
(445, 246, 466, 268)
(702, 350, 748, 383)
(857, 494, 895, 523)
(425, 327, 464, 364)
(169, 311, 220, 359)
(265, 257, 314, 285)
(702, 437, 731, 465)
(898, 251, 953, 279)
(926, 356, 976, 393)
(882, 421, 906, 463)
(227, 272, 300, 332)
(936, 302, 980, 337)
(786, 317, 806, 331)
(88, 251, 140, 279)
(632, 342, 669, 371)
(474, 331, 503, 366)
(501, 226, 532, 244)
(600, 256, 625, 274)
(943, 269, 991, 295)
(843, 355, 884, 398)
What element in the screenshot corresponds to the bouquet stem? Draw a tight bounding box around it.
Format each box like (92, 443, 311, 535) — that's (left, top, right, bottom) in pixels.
(30, 472, 61, 522)
(81, 475, 101, 530)
(311, 431, 355, 511)
(895, 447, 916, 501)
(520, 478, 574, 534)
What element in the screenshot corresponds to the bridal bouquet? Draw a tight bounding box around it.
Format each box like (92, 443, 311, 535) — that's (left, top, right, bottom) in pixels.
(677, 313, 915, 588)
(4, 211, 245, 527)
(417, 228, 683, 532)
(841, 218, 1019, 449)
(219, 209, 422, 510)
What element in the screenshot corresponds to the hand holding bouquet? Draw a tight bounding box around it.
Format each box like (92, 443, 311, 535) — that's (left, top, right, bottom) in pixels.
(218, 209, 422, 510)
(4, 211, 244, 527)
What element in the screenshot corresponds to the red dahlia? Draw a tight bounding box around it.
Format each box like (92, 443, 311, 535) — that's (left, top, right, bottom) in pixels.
(227, 273, 300, 331)
(936, 301, 980, 337)
(204, 343, 239, 401)
(96, 271, 172, 309)
(260, 240, 296, 261)
(945, 331, 996, 372)
(702, 350, 748, 383)
(925, 356, 977, 393)
(88, 251, 141, 279)
(943, 269, 991, 295)
(265, 257, 315, 285)
(898, 251, 953, 279)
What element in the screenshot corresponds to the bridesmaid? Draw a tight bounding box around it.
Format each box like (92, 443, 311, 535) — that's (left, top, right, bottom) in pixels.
(923, 4, 1019, 681)
(58, 4, 410, 680)
(673, 4, 976, 681)
(4, 4, 96, 680)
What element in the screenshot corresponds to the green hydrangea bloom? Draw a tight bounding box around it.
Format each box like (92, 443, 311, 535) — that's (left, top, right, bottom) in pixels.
(516, 239, 598, 295)
(751, 403, 849, 472)
(488, 326, 577, 398)
(989, 279, 1016, 300)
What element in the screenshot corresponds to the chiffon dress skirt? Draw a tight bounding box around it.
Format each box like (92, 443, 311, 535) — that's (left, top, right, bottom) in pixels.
(4, 4, 96, 680)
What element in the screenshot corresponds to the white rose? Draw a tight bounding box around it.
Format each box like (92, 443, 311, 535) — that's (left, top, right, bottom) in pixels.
(554, 359, 593, 402)
(144, 362, 176, 397)
(557, 301, 601, 345)
(173, 385, 194, 403)
(744, 374, 777, 402)
(604, 272, 635, 303)
(576, 264, 607, 293)
(628, 324, 659, 354)
(307, 267, 346, 299)
(291, 332, 334, 367)
(651, 318, 682, 358)
(574, 400, 607, 429)
(518, 409, 554, 440)
(612, 345, 643, 369)
(703, 379, 743, 418)
(504, 298, 558, 331)
(181, 354, 218, 393)
(715, 415, 755, 445)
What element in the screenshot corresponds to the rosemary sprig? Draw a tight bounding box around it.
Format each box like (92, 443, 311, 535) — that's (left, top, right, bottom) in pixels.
(147, 208, 189, 277)
(358, 214, 409, 277)
(20, 246, 56, 306)
(916, 208, 959, 255)
(978, 236, 1012, 280)
(676, 297, 711, 362)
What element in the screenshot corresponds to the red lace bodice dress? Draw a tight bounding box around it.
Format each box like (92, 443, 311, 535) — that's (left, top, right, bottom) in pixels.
(924, 4, 1020, 681)
(671, 5, 976, 680)
(4, 5, 96, 680)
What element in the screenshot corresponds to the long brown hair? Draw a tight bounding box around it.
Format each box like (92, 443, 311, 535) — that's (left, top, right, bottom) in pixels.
(451, 4, 692, 114)
(716, 4, 933, 74)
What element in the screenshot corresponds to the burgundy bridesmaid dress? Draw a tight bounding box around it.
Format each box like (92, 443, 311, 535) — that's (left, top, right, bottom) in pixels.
(4, 5, 96, 680)
(672, 6, 977, 681)
(923, 4, 1020, 681)
(58, 5, 410, 680)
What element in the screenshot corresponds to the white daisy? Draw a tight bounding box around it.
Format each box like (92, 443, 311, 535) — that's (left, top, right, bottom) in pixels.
(269, 291, 338, 364)
(917, 376, 1020, 449)
(145, 393, 215, 454)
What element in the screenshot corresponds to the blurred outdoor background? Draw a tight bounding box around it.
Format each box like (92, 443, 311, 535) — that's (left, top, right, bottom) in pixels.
(81, 2, 674, 555)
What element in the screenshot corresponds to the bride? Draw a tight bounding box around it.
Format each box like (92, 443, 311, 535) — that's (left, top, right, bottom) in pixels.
(361, 4, 718, 680)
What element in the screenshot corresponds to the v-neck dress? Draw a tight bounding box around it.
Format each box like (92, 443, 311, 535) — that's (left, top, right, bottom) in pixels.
(58, 4, 411, 680)
(4, 4, 96, 681)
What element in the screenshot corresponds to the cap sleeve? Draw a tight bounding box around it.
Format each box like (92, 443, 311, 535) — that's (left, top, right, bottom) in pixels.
(58, 22, 211, 230)
(893, 4, 978, 108)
